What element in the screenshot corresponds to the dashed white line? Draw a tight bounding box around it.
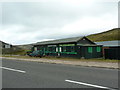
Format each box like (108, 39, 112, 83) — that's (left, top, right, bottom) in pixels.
(0, 66, 26, 73)
(65, 79, 116, 90)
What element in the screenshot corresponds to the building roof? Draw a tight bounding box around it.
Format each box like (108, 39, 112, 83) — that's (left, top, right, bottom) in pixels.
(95, 40, 120, 47)
(0, 40, 11, 45)
(35, 36, 86, 45)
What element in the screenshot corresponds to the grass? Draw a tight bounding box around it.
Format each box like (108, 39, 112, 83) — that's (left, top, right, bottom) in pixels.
(43, 56, 119, 63)
(87, 28, 120, 42)
(2, 55, 39, 59)
(1, 54, 119, 63)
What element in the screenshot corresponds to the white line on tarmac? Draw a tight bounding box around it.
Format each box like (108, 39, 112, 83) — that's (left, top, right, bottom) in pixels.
(0, 66, 26, 73)
(65, 79, 116, 90)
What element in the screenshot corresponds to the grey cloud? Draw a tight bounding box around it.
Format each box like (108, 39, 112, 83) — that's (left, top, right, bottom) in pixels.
(1, 1, 118, 44)
(2, 2, 78, 25)
(2, 2, 117, 26)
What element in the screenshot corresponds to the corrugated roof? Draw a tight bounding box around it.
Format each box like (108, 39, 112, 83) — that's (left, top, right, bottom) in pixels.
(95, 40, 120, 47)
(34, 36, 84, 45)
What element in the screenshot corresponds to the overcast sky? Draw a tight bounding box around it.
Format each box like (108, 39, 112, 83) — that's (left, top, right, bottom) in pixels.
(0, 0, 119, 45)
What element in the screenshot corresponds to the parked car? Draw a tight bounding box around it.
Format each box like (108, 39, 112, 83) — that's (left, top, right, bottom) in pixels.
(28, 50, 43, 58)
(26, 51, 33, 55)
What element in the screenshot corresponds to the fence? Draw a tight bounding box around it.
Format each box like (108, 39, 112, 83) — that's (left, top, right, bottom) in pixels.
(104, 48, 120, 60)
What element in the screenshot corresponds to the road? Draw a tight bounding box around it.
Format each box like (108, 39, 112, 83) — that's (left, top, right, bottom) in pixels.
(1, 58, 119, 89)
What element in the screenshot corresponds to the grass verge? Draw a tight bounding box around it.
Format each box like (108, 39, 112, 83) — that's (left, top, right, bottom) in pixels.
(1, 55, 119, 63)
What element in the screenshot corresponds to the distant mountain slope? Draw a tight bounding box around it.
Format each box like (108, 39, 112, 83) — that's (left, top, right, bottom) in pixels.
(87, 28, 120, 42)
(15, 44, 34, 50)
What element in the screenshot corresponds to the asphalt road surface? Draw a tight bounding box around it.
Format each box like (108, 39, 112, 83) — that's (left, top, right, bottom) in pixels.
(1, 59, 119, 89)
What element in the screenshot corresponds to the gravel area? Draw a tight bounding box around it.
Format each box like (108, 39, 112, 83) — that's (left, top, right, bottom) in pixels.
(0, 57, 119, 69)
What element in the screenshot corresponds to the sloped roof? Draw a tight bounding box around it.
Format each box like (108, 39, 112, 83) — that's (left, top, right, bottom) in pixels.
(0, 40, 5, 44)
(95, 40, 120, 47)
(0, 40, 11, 45)
(35, 36, 84, 45)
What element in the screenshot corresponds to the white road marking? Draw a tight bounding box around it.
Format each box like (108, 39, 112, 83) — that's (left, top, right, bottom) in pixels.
(65, 79, 116, 90)
(0, 66, 26, 73)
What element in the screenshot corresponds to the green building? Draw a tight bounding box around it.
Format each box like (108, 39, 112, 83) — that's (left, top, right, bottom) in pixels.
(33, 36, 102, 59)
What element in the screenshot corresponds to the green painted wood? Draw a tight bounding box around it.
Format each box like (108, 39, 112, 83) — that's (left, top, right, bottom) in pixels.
(88, 47, 93, 53)
(59, 44, 75, 46)
(96, 47, 101, 52)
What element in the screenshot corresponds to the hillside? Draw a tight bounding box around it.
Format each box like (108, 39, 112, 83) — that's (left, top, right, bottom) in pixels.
(87, 28, 120, 42)
(15, 44, 34, 51)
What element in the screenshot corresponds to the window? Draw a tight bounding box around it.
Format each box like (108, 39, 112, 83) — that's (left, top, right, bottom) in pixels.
(48, 47, 52, 51)
(47, 47, 56, 52)
(96, 47, 101, 52)
(63, 47, 66, 52)
(53, 47, 56, 52)
(66, 46, 71, 52)
(64, 46, 75, 52)
(88, 47, 93, 53)
(71, 46, 75, 52)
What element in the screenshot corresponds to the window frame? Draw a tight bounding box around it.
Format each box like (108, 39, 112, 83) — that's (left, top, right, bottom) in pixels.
(88, 47, 93, 53)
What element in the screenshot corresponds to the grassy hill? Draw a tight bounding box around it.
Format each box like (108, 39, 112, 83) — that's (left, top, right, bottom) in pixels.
(87, 28, 120, 42)
(15, 44, 33, 51)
